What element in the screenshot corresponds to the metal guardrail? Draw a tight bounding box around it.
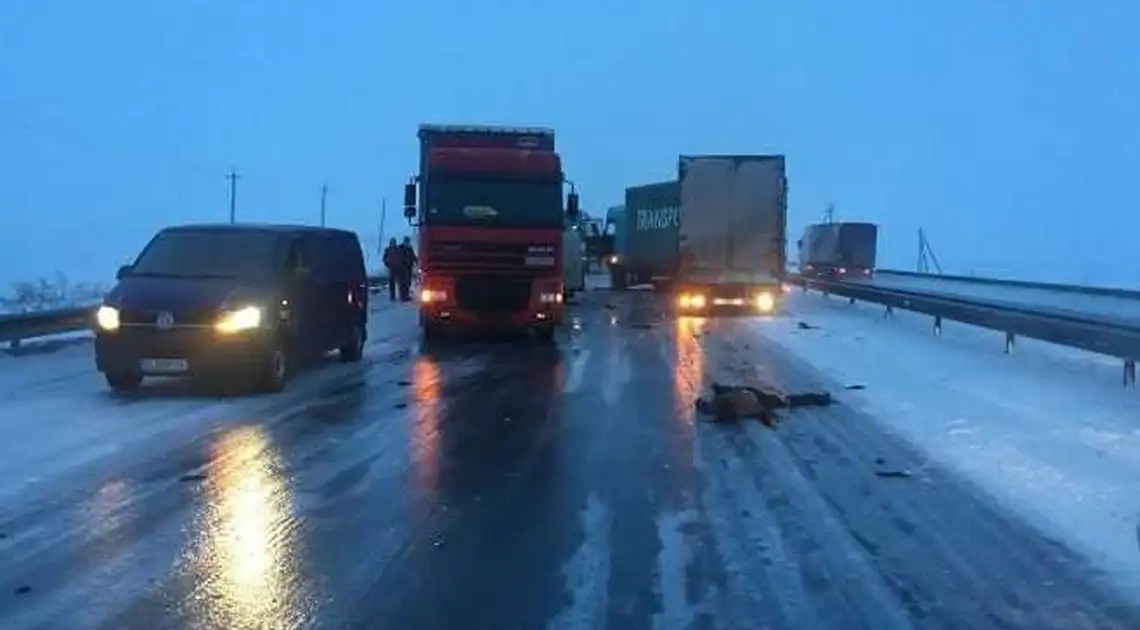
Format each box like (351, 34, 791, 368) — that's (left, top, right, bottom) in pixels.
(0, 274, 392, 347)
(873, 268, 1140, 300)
(791, 275, 1140, 386)
(0, 305, 96, 346)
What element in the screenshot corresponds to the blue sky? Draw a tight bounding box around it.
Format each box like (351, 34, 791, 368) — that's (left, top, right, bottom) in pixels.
(2, 1, 1138, 288)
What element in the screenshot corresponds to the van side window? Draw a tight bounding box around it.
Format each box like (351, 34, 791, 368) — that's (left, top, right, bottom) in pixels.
(285, 237, 309, 273)
(336, 233, 366, 278)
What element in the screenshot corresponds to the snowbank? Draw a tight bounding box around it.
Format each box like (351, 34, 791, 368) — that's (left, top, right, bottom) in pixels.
(761, 291, 1140, 596)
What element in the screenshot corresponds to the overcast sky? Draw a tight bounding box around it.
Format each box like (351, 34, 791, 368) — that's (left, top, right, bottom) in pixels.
(2, 0, 1138, 288)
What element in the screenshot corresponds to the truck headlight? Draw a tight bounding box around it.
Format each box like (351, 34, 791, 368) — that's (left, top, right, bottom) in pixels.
(216, 306, 263, 333)
(678, 293, 706, 309)
(754, 291, 775, 312)
(96, 305, 120, 331)
(420, 289, 448, 303)
(539, 292, 563, 304)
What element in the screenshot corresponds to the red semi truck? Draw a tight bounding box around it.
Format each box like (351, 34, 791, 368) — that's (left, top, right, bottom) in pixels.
(403, 124, 580, 342)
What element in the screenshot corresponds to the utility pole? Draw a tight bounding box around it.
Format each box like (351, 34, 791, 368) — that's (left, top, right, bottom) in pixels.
(225, 169, 240, 224)
(319, 184, 328, 227)
(378, 199, 387, 251)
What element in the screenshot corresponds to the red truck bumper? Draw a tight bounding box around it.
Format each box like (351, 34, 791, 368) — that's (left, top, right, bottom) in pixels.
(420, 306, 564, 331)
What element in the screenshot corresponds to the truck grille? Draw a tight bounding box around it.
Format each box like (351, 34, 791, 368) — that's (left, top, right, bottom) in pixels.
(455, 275, 532, 313)
(428, 241, 556, 270)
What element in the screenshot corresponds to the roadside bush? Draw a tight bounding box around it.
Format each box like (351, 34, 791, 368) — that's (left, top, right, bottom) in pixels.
(0, 272, 108, 314)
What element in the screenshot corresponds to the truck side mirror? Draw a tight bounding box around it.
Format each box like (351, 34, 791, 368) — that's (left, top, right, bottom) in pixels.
(116, 264, 133, 280)
(403, 183, 417, 219)
(567, 192, 580, 221)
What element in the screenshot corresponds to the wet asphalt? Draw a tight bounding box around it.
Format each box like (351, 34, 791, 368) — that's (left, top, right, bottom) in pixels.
(2, 288, 1140, 630)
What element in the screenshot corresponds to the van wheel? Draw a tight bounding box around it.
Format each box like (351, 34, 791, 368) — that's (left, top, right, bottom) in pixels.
(257, 344, 289, 393)
(106, 370, 142, 392)
(339, 324, 365, 362)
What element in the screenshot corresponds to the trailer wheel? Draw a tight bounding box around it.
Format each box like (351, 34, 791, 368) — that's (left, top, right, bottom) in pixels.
(610, 265, 627, 290)
(534, 326, 556, 344)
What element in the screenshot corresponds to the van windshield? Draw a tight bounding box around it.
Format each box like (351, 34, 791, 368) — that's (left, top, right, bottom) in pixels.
(131, 230, 286, 279)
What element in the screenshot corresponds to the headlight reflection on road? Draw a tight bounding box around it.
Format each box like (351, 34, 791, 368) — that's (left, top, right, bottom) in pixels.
(674, 317, 707, 426)
(84, 478, 132, 564)
(194, 425, 301, 629)
(411, 357, 443, 493)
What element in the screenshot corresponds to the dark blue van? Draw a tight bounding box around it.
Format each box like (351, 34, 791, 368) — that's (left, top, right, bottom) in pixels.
(93, 224, 369, 393)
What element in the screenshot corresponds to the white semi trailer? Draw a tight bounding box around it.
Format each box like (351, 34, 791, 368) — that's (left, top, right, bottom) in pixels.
(674, 154, 788, 315)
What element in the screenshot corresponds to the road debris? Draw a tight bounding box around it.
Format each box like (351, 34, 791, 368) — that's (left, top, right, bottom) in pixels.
(695, 382, 833, 428)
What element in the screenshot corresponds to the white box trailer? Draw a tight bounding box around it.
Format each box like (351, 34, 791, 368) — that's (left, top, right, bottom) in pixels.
(675, 154, 788, 314)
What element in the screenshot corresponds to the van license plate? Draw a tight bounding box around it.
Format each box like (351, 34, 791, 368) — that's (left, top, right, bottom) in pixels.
(140, 358, 189, 373)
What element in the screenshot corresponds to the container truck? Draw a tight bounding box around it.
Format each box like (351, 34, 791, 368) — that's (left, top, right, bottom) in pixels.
(674, 155, 788, 315)
(607, 181, 681, 291)
(797, 222, 878, 279)
(403, 124, 580, 342)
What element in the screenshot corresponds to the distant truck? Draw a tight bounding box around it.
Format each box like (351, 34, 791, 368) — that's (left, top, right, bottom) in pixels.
(798, 221, 878, 279)
(403, 124, 580, 342)
(607, 181, 680, 291)
(603, 205, 625, 268)
(563, 217, 586, 295)
(673, 155, 788, 315)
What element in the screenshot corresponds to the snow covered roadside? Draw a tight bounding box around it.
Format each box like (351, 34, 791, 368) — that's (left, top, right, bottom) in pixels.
(759, 291, 1140, 597)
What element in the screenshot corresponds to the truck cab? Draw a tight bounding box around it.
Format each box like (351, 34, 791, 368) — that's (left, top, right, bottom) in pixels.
(403, 124, 579, 342)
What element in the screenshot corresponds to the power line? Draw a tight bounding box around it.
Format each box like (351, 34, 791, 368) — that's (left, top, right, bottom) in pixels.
(225, 169, 240, 224)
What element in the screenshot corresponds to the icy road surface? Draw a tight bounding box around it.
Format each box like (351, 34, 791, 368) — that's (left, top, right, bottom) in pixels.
(1, 291, 1138, 629)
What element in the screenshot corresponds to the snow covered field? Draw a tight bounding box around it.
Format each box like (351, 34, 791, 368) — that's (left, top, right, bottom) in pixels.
(763, 290, 1140, 597)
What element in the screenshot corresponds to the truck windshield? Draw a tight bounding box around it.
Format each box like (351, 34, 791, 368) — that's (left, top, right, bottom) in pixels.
(424, 176, 563, 228)
(131, 230, 286, 279)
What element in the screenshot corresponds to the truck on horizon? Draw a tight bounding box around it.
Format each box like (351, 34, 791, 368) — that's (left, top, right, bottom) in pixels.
(797, 221, 878, 279)
(403, 124, 580, 342)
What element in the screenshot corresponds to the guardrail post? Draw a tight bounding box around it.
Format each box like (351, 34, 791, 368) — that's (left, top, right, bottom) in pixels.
(933, 315, 943, 337)
(1004, 332, 1016, 354)
(1125, 360, 1136, 388)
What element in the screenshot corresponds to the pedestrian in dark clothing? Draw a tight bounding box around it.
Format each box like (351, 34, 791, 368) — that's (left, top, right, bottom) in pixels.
(397, 236, 418, 301)
(382, 238, 401, 301)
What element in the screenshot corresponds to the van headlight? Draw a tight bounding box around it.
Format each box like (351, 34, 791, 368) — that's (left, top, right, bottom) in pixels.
(95, 305, 120, 331)
(539, 292, 563, 304)
(216, 306, 263, 334)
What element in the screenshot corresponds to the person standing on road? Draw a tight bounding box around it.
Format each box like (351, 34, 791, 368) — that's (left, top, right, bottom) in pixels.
(397, 236, 418, 301)
(382, 238, 401, 301)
